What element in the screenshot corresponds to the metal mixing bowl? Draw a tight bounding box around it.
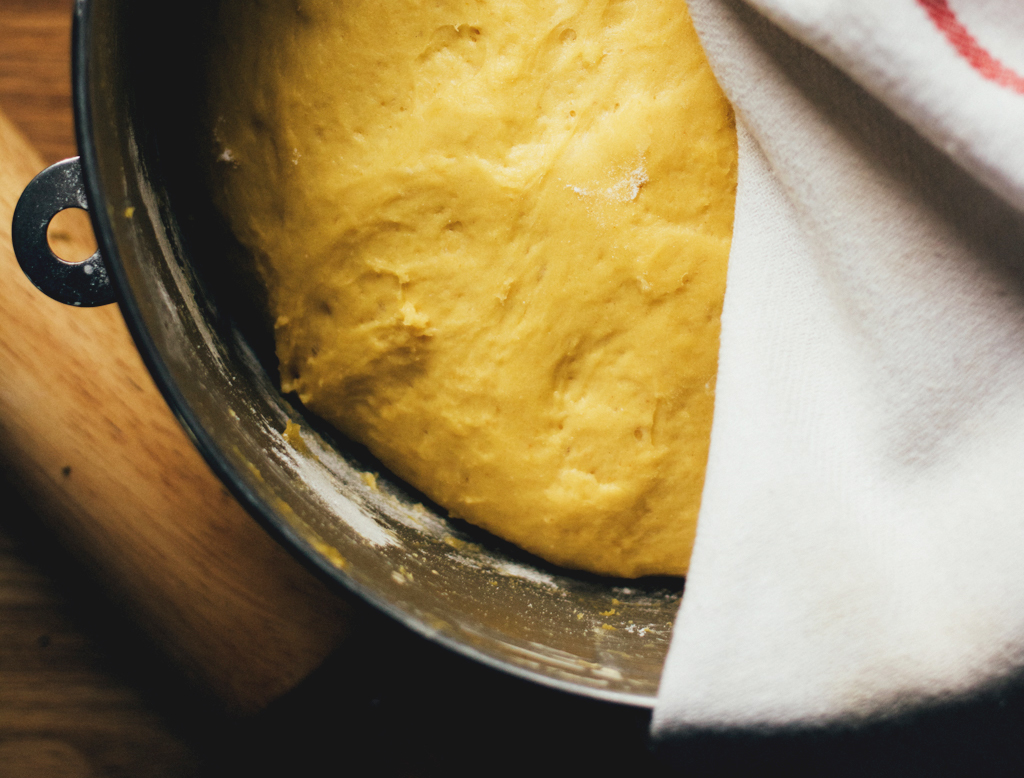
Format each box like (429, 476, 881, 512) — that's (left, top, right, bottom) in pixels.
(16, 0, 684, 705)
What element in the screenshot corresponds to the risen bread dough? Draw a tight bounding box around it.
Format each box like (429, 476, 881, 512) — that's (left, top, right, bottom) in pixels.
(210, 0, 736, 577)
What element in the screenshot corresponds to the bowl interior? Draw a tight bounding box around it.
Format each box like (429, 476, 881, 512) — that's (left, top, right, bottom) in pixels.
(77, 0, 683, 705)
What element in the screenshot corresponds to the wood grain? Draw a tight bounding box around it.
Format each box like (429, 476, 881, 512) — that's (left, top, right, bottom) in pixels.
(0, 511, 202, 777)
(0, 6, 353, 715)
(0, 0, 76, 165)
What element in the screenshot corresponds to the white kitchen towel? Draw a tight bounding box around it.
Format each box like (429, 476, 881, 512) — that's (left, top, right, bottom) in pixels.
(654, 0, 1024, 735)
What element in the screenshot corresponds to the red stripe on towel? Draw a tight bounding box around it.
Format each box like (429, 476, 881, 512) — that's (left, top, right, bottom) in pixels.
(917, 0, 1024, 94)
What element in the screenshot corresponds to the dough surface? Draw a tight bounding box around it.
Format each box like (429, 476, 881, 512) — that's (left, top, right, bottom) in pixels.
(209, 0, 737, 577)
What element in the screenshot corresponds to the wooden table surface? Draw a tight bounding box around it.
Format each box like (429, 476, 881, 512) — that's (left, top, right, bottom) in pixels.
(0, 2, 663, 776)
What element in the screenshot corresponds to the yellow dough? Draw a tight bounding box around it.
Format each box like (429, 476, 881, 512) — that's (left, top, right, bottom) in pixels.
(209, 0, 737, 577)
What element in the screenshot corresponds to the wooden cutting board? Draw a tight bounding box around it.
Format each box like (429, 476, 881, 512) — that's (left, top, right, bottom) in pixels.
(0, 29, 354, 714)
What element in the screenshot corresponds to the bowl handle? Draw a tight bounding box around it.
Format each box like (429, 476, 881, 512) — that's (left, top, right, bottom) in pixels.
(11, 156, 115, 307)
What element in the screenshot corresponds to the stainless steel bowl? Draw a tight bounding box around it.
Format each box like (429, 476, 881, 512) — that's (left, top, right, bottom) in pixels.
(15, 0, 683, 705)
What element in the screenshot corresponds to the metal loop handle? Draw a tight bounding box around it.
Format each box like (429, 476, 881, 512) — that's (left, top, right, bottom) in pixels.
(11, 156, 114, 307)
